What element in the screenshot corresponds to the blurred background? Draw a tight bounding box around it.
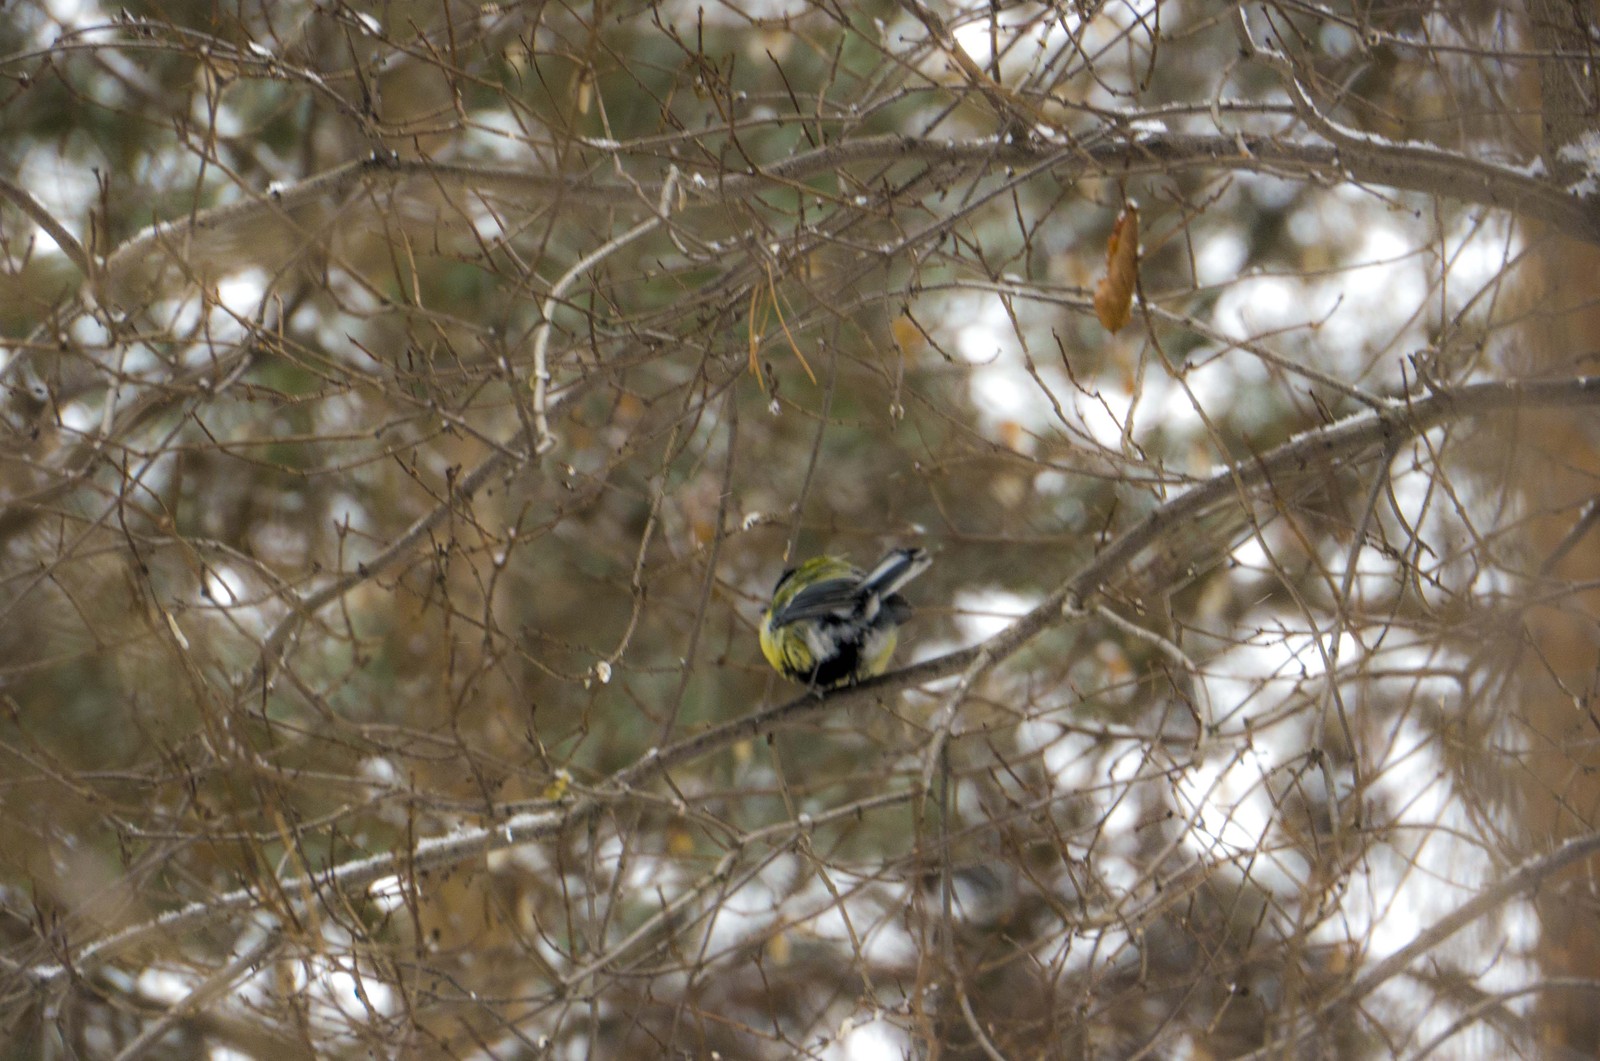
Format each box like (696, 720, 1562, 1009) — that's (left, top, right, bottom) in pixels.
(3, 1, 1600, 1057)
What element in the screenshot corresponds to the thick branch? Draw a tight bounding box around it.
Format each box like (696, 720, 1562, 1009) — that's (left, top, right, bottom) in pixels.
(1528, 0, 1600, 182)
(87, 128, 1600, 306)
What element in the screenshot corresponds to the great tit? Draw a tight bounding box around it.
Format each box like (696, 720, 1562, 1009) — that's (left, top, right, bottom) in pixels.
(759, 546, 931, 688)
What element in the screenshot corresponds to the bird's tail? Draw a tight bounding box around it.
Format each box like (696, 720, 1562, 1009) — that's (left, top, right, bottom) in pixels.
(861, 547, 932, 597)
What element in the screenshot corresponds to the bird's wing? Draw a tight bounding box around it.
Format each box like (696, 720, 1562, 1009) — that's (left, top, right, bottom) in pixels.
(769, 577, 862, 626)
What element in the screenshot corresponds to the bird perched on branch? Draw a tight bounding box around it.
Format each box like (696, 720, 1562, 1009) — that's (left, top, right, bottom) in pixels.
(759, 547, 932, 689)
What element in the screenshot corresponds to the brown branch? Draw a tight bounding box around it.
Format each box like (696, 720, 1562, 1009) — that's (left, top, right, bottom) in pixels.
(1527, 0, 1600, 182)
(82, 124, 1600, 307)
(0, 173, 91, 279)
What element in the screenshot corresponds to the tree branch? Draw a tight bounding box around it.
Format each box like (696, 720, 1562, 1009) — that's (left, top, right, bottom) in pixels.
(85, 126, 1600, 308)
(1528, 0, 1600, 182)
(1234, 830, 1600, 1060)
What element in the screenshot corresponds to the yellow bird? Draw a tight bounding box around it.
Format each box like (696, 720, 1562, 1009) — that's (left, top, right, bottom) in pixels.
(759, 547, 931, 688)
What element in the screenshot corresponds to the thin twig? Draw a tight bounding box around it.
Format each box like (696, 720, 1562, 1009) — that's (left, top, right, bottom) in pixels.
(1080, 600, 1214, 742)
(919, 646, 995, 801)
(527, 166, 679, 454)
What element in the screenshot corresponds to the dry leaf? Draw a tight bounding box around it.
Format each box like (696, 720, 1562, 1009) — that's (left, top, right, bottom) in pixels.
(890, 313, 925, 354)
(1094, 205, 1140, 333)
(748, 266, 817, 387)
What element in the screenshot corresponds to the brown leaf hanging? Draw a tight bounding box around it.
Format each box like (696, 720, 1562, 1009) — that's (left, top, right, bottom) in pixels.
(1094, 205, 1140, 334)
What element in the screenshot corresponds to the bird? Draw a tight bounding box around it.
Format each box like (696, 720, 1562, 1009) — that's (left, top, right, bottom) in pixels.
(759, 546, 932, 689)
